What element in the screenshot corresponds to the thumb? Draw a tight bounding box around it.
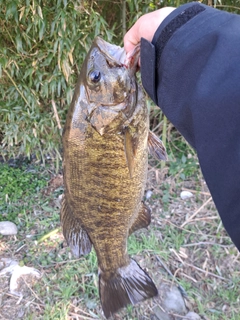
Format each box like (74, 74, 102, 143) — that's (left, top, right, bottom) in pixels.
(124, 21, 141, 54)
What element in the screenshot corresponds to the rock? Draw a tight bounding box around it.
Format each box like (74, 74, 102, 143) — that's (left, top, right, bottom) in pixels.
(160, 283, 187, 314)
(86, 299, 97, 309)
(153, 283, 187, 320)
(185, 311, 201, 320)
(180, 191, 193, 200)
(145, 190, 153, 200)
(10, 265, 41, 296)
(0, 258, 18, 275)
(0, 221, 18, 235)
(55, 193, 63, 208)
(152, 307, 174, 320)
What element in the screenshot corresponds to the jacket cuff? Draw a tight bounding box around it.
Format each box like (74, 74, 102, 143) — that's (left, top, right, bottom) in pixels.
(140, 38, 157, 104)
(141, 2, 206, 104)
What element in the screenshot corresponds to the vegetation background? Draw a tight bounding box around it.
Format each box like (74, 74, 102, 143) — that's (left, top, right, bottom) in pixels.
(1, 0, 240, 164)
(1, 1, 240, 320)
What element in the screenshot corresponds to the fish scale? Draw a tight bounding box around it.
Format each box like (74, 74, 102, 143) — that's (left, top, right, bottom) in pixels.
(61, 37, 167, 318)
(64, 123, 147, 263)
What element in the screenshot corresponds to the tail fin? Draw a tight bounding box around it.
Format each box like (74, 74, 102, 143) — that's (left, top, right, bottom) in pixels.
(99, 259, 158, 318)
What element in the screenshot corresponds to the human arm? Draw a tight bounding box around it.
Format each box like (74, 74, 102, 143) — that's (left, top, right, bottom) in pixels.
(124, 2, 240, 251)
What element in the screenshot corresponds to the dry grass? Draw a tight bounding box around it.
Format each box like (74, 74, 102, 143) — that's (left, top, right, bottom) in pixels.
(0, 159, 240, 320)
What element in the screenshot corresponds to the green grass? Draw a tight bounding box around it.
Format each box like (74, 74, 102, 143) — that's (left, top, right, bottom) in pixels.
(0, 155, 239, 319)
(0, 162, 50, 222)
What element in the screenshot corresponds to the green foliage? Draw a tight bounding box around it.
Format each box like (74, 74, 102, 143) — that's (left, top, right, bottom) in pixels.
(0, 0, 188, 161)
(0, 0, 117, 160)
(0, 0, 240, 162)
(169, 153, 199, 180)
(0, 162, 49, 221)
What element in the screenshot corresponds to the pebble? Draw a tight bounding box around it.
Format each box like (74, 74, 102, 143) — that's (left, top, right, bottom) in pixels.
(180, 191, 193, 200)
(0, 221, 18, 235)
(153, 283, 187, 320)
(185, 311, 201, 320)
(145, 190, 153, 200)
(10, 265, 41, 296)
(54, 193, 63, 208)
(0, 258, 18, 275)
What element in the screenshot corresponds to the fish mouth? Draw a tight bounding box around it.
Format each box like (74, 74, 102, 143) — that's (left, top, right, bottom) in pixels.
(94, 36, 140, 71)
(95, 36, 127, 66)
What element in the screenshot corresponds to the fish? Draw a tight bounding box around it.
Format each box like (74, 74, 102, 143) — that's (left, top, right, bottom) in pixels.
(61, 36, 167, 318)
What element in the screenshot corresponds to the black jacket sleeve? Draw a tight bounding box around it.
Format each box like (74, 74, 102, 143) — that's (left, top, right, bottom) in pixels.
(140, 2, 240, 251)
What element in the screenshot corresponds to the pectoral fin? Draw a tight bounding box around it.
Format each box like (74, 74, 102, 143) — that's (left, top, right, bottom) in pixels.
(124, 126, 139, 178)
(129, 202, 151, 235)
(61, 195, 92, 257)
(148, 131, 168, 161)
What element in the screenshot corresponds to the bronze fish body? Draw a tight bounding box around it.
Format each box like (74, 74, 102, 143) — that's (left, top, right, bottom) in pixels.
(61, 37, 167, 318)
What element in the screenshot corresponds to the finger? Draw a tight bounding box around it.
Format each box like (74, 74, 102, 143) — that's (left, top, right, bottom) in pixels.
(124, 22, 141, 54)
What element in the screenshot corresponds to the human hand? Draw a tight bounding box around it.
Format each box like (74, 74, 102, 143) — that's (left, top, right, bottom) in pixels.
(124, 7, 176, 63)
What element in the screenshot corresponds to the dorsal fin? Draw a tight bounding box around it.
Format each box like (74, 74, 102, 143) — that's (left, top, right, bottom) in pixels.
(148, 131, 167, 161)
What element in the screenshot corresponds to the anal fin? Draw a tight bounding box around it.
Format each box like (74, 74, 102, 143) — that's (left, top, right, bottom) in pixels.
(148, 131, 168, 161)
(99, 259, 158, 318)
(61, 195, 92, 257)
(129, 202, 151, 235)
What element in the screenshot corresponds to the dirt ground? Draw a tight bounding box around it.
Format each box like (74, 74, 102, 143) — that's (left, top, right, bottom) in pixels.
(0, 163, 240, 320)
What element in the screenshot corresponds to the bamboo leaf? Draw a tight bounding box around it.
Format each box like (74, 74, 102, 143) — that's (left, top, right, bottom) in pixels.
(2, 0, 237, 165)
(68, 48, 74, 65)
(61, 59, 71, 82)
(19, 6, 26, 21)
(15, 34, 23, 52)
(39, 20, 45, 41)
(6, 1, 17, 20)
(37, 5, 43, 19)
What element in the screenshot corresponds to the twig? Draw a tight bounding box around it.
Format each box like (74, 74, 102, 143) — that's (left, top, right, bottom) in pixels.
(38, 257, 84, 269)
(4, 69, 31, 108)
(156, 256, 174, 277)
(156, 303, 196, 320)
(51, 100, 62, 130)
(182, 242, 234, 248)
(169, 312, 200, 319)
(122, 0, 126, 36)
(37, 228, 60, 243)
(184, 262, 228, 281)
(182, 187, 210, 196)
(169, 248, 184, 264)
(5, 293, 45, 307)
(181, 197, 212, 227)
(182, 216, 219, 224)
(69, 303, 97, 318)
(163, 219, 230, 239)
(21, 275, 44, 304)
(180, 272, 198, 283)
(161, 115, 167, 169)
(68, 312, 98, 320)
(216, 4, 240, 11)
(15, 244, 27, 253)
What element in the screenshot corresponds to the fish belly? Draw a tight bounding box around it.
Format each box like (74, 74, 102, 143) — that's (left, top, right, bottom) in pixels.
(64, 124, 148, 272)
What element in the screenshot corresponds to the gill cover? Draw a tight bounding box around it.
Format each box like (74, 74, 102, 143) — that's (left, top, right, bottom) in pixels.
(82, 37, 138, 135)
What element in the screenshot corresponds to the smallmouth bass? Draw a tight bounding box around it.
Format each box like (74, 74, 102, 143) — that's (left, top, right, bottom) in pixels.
(61, 37, 167, 318)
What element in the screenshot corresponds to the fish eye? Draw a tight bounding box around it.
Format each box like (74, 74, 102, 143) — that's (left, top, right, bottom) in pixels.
(89, 70, 101, 83)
